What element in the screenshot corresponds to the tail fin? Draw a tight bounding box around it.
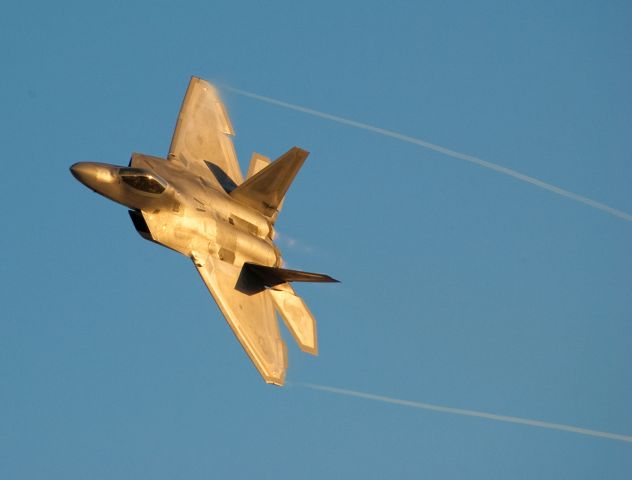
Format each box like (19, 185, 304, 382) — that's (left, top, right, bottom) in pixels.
(244, 263, 338, 288)
(236, 263, 338, 295)
(236, 263, 338, 355)
(246, 152, 271, 179)
(230, 147, 308, 220)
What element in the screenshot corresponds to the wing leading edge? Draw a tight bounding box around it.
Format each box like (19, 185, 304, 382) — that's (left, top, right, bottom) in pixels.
(169, 77, 244, 186)
(195, 256, 287, 385)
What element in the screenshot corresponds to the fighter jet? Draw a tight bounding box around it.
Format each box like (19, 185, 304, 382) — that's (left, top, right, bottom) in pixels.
(70, 76, 337, 385)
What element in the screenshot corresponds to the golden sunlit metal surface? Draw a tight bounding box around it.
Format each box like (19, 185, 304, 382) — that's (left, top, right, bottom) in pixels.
(70, 76, 337, 386)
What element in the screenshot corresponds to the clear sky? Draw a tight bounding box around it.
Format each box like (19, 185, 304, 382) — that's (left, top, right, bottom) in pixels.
(1, 1, 631, 478)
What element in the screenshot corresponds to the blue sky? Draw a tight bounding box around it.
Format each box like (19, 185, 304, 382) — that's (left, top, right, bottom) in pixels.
(1, 1, 631, 478)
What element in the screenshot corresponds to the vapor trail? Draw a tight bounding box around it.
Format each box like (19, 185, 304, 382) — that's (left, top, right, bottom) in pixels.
(223, 85, 632, 223)
(299, 383, 632, 443)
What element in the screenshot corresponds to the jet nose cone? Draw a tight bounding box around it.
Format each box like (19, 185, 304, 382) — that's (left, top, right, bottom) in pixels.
(70, 162, 117, 189)
(70, 162, 93, 183)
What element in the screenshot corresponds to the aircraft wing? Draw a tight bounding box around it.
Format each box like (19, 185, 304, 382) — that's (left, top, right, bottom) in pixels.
(194, 255, 287, 385)
(169, 77, 244, 188)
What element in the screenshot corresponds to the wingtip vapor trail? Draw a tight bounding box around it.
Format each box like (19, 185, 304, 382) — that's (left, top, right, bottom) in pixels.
(222, 84, 632, 223)
(298, 383, 632, 443)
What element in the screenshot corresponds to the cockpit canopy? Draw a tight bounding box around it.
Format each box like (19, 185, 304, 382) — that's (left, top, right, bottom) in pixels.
(118, 168, 167, 194)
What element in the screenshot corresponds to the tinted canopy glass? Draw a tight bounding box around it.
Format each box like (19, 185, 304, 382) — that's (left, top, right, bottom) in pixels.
(119, 168, 167, 194)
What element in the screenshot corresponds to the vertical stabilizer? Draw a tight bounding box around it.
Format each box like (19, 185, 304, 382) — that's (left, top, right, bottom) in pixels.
(246, 152, 271, 178)
(229, 147, 308, 220)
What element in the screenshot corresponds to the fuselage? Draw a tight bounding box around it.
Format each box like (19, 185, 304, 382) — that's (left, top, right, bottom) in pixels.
(70, 154, 281, 268)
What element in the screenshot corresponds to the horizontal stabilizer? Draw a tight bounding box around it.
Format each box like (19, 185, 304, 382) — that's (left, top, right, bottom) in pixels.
(243, 263, 339, 288)
(269, 284, 318, 355)
(229, 147, 308, 219)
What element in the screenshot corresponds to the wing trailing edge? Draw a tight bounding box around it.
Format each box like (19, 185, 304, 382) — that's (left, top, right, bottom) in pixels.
(195, 256, 287, 385)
